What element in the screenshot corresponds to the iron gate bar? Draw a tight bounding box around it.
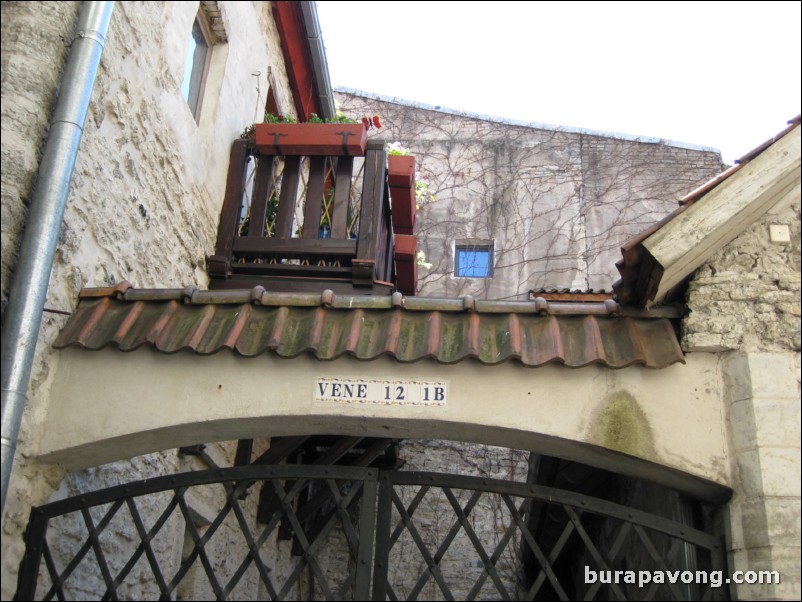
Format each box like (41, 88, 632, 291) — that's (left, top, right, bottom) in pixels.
(386, 486, 455, 601)
(371, 476, 394, 602)
(563, 505, 627, 600)
(15, 466, 378, 601)
(633, 525, 689, 601)
(212, 476, 278, 599)
(442, 487, 512, 600)
(174, 487, 229, 599)
(274, 478, 363, 600)
(382, 471, 722, 550)
(81, 507, 117, 600)
(404, 488, 484, 600)
(377, 471, 727, 602)
(37, 499, 126, 601)
(123, 497, 172, 596)
(499, 492, 570, 601)
(583, 521, 634, 601)
(17, 465, 728, 601)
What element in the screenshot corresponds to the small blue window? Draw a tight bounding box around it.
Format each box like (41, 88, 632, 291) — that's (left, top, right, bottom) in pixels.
(455, 243, 493, 278)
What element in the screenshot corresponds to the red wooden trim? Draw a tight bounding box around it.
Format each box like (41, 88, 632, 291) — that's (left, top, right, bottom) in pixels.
(272, 1, 318, 121)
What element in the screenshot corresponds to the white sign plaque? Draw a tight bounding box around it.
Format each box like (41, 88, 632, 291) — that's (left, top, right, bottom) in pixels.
(315, 377, 447, 406)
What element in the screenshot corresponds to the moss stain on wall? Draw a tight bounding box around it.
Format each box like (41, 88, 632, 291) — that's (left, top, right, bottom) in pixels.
(591, 391, 655, 459)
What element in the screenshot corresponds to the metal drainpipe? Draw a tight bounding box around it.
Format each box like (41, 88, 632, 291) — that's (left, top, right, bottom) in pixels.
(0, 1, 115, 516)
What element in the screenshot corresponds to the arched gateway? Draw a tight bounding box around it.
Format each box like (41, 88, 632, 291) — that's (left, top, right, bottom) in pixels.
(15, 283, 731, 600)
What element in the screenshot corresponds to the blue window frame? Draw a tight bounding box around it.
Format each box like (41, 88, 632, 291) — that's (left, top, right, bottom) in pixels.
(455, 243, 494, 278)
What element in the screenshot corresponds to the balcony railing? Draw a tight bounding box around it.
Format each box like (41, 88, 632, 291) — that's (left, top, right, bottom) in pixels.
(207, 138, 397, 295)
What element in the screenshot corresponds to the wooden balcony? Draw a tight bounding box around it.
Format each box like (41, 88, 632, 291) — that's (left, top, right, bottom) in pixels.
(207, 137, 401, 295)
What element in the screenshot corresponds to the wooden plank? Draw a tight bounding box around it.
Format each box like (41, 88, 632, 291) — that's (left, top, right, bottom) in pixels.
(230, 263, 353, 278)
(275, 155, 301, 238)
(643, 126, 800, 306)
(331, 156, 354, 239)
(354, 142, 387, 285)
(252, 435, 310, 466)
(234, 439, 253, 466)
(302, 156, 327, 239)
(232, 237, 356, 258)
(214, 139, 250, 257)
(246, 155, 275, 237)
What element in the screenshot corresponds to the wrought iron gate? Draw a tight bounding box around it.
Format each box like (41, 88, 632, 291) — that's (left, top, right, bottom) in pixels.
(15, 465, 728, 600)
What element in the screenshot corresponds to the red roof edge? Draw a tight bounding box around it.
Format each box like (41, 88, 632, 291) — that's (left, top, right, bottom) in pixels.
(272, 1, 319, 121)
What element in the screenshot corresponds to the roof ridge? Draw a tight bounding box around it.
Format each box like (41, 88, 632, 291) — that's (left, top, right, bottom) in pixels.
(73, 284, 680, 319)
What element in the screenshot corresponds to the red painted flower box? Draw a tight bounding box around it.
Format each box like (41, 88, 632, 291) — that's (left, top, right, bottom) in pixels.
(388, 155, 417, 234)
(390, 185, 416, 234)
(394, 234, 418, 296)
(387, 155, 415, 187)
(254, 123, 368, 156)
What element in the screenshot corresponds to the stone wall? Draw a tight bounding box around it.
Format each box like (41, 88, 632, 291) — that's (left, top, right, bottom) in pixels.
(336, 90, 723, 297)
(0, 2, 296, 597)
(685, 192, 801, 600)
(684, 193, 801, 353)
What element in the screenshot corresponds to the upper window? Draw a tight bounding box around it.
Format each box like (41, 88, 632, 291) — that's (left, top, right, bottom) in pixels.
(455, 242, 494, 278)
(181, 12, 213, 122)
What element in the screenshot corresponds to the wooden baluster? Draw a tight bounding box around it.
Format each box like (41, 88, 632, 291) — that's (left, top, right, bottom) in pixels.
(246, 155, 275, 237)
(209, 139, 250, 279)
(354, 141, 386, 286)
(331, 156, 354, 239)
(302, 156, 327, 239)
(275, 155, 301, 239)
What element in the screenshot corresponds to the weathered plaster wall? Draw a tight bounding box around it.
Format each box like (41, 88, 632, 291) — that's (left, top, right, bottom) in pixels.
(684, 193, 801, 600)
(42, 349, 731, 498)
(0, 2, 297, 597)
(336, 90, 723, 297)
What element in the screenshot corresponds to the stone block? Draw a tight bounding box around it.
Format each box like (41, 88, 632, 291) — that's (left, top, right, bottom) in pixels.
(765, 498, 802, 547)
(747, 353, 798, 399)
(727, 498, 770, 550)
(758, 447, 802, 499)
(751, 397, 802, 449)
(728, 398, 759, 451)
(722, 352, 754, 403)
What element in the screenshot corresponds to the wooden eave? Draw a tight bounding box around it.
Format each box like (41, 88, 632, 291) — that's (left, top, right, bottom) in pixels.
(272, 1, 329, 121)
(618, 119, 800, 308)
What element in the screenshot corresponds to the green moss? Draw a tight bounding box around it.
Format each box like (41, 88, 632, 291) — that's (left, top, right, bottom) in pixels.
(592, 391, 655, 458)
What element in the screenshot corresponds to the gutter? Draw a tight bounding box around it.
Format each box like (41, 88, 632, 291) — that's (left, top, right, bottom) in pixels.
(299, 1, 336, 121)
(0, 1, 115, 516)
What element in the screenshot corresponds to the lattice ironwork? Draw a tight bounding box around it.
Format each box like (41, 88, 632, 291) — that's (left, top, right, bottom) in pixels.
(15, 466, 728, 601)
(372, 472, 729, 602)
(15, 466, 377, 601)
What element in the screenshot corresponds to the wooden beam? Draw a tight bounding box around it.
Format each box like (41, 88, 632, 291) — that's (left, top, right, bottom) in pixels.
(642, 124, 800, 306)
(271, 2, 318, 121)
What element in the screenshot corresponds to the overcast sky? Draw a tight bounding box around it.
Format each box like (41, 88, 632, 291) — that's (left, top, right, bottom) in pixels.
(316, 1, 801, 164)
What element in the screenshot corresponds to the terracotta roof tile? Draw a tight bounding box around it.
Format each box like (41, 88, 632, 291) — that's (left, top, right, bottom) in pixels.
(53, 285, 685, 369)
